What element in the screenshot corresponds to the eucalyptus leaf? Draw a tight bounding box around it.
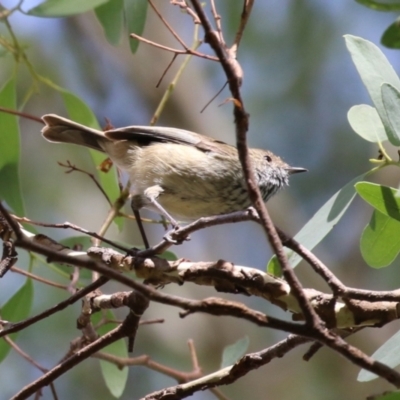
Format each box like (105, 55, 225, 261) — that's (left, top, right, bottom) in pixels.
(28, 0, 109, 17)
(356, 0, 400, 11)
(124, 0, 148, 54)
(94, 311, 128, 397)
(0, 78, 25, 216)
(347, 104, 388, 142)
(220, 336, 249, 369)
(382, 19, 400, 49)
(345, 35, 400, 145)
(0, 279, 33, 362)
(355, 182, 400, 221)
(373, 392, 400, 400)
(95, 0, 124, 46)
(381, 83, 400, 144)
(358, 328, 400, 382)
(268, 174, 366, 276)
(360, 210, 400, 268)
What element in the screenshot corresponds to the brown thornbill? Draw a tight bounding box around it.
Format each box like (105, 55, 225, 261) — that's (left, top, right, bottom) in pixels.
(42, 114, 306, 223)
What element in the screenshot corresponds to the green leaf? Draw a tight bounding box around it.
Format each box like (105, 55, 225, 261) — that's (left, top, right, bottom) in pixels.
(28, 0, 110, 17)
(0, 78, 25, 216)
(220, 336, 249, 369)
(356, 0, 400, 11)
(358, 328, 400, 382)
(61, 91, 123, 229)
(268, 174, 366, 276)
(124, 0, 148, 54)
(382, 83, 400, 144)
(94, 311, 128, 397)
(373, 392, 400, 400)
(355, 182, 400, 221)
(360, 210, 400, 268)
(157, 250, 178, 261)
(347, 104, 388, 142)
(345, 35, 400, 146)
(382, 19, 400, 49)
(0, 279, 33, 362)
(95, 0, 124, 46)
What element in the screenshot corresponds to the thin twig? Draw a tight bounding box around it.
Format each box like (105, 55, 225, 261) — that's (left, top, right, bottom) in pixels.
(189, 0, 321, 331)
(0, 106, 43, 124)
(149, 0, 189, 50)
(0, 277, 109, 338)
(130, 33, 218, 61)
(233, 0, 255, 50)
(14, 216, 130, 253)
(10, 266, 69, 290)
(58, 161, 112, 206)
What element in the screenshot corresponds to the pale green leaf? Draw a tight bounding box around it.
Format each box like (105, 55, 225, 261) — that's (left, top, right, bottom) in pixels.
(268, 174, 366, 276)
(347, 104, 388, 142)
(345, 35, 400, 145)
(358, 328, 400, 382)
(94, 311, 128, 397)
(381, 83, 400, 145)
(221, 336, 249, 369)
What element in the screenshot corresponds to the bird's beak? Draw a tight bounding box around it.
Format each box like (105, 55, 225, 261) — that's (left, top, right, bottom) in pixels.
(287, 167, 308, 175)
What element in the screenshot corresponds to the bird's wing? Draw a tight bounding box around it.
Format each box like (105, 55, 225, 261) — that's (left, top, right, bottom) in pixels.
(105, 126, 232, 155)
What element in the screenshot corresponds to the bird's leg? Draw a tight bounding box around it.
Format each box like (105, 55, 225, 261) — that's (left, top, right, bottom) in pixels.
(143, 186, 179, 228)
(131, 207, 150, 249)
(142, 186, 191, 244)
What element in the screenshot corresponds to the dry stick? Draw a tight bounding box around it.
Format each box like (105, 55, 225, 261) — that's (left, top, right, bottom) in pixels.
(2, 206, 400, 384)
(137, 208, 400, 302)
(171, 0, 200, 24)
(233, 0, 255, 49)
(277, 228, 400, 301)
(149, 0, 190, 49)
(15, 216, 131, 253)
(0, 106, 43, 124)
(0, 276, 109, 338)
(130, 33, 218, 61)
(276, 227, 346, 294)
(93, 348, 202, 383)
(10, 292, 148, 400)
(190, 0, 322, 330)
(58, 161, 112, 206)
(156, 54, 179, 88)
(210, 0, 225, 44)
(10, 266, 69, 290)
(143, 335, 311, 400)
(4, 337, 58, 399)
(188, 0, 400, 390)
(5, 218, 400, 387)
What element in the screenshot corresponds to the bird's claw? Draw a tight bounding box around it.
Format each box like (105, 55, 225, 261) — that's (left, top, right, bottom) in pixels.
(163, 226, 190, 244)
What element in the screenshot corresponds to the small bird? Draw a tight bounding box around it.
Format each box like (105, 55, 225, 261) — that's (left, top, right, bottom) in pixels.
(42, 114, 306, 223)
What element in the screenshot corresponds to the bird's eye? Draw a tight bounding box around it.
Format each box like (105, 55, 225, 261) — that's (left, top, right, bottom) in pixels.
(264, 155, 272, 162)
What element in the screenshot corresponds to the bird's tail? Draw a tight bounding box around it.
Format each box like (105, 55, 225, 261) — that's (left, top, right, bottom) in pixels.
(41, 114, 110, 152)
